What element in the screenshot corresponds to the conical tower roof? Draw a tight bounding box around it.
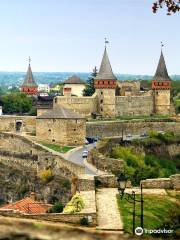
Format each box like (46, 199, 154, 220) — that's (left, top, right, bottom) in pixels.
(22, 63, 38, 87)
(95, 47, 117, 80)
(153, 50, 171, 81)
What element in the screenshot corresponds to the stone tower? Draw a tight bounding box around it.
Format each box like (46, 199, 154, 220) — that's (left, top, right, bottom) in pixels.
(152, 50, 171, 115)
(21, 58, 38, 95)
(94, 47, 117, 117)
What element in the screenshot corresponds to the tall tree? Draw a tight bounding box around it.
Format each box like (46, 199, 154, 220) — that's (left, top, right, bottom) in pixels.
(2, 93, 32, 114)
(152, 0, 180, 14)
(83, 67, 98, 96)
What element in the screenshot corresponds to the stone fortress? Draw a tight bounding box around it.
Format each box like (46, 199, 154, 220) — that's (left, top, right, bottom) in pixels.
(0, 45, 176, 147)
(52, 46, 172, 118)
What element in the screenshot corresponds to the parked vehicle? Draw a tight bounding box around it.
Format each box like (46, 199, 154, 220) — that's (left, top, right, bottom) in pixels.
(126, 134, 132, 138)
(82, 150, 88, 158)
(140, 133, 149, 137)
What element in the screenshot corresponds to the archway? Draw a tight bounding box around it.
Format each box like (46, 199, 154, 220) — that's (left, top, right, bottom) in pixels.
(15, 120, 23, 132)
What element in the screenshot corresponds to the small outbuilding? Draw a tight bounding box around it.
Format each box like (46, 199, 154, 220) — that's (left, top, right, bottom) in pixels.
(36, 106, 86, 146)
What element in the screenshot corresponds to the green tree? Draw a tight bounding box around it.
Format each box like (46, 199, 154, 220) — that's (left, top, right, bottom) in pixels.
(152, 0, 180, 15)
(2, 93, 32, 114)
(83, 66, 97, 96)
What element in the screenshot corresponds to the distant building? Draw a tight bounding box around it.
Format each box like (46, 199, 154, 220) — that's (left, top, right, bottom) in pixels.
(36, 106, 86, 146)
(38, 84, 50, 93)
(63, 75, 86, 97)
(21, 59, 38, 95)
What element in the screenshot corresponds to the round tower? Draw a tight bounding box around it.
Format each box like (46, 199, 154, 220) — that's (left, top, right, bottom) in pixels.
(94, 45, 117, 117)
(152, 50, 171, 115)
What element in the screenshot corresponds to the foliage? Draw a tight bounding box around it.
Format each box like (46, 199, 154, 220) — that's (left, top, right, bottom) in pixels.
(83, 67, 97, 96)
(111, 145, 179, 185)
(152, 0, 180, 15)
(40, 142, 74, 153)
(28, 106, 37, 116)
(63, 194, 85, 213)
(62, 179, 71, 189)
(117, 194, 177, 235)
(48, 201, 64, 213)
(2, 93, 32, 114)
(39, 168, 54, 183)
(80, 217, 89, 226)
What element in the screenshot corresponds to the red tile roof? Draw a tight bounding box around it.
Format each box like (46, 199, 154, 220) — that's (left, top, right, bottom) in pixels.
(0, 197, 52, 214)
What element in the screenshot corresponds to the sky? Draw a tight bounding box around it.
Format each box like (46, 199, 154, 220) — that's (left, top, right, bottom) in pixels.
(0, 0, 179, 74)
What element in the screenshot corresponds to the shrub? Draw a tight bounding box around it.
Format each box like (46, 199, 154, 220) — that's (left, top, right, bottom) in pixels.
(39, 168, 54, 183)
(63, 194, 85, 213)
(80, 217, 89, 226)
(48, 201, 64, 213)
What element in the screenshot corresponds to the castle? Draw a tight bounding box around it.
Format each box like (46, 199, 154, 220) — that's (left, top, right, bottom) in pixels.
(49, 46, 172, 118)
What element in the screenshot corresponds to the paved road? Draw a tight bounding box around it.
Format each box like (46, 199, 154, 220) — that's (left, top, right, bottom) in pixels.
(64, 143, 97, 175)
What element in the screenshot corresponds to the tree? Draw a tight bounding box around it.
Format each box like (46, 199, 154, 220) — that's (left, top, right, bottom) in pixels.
(2, 93, 32, 114)
(152, 0, 180, 14)
(83, 66, 97, 96)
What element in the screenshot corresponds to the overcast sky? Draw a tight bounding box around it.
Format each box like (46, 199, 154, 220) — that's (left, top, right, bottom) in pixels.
(0, 0, 179, 74)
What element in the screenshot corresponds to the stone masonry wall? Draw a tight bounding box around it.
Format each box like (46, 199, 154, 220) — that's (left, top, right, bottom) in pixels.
(115, 95, 153, 116)
(0, 116, 36, 133)
(86, 119, 180, 138)
(0, 132, 85, 177)
(0, 210, 96, 226)
(141, 174, 180, 190)
(54, 93, 98, 117)
(87, 148, 124, 174)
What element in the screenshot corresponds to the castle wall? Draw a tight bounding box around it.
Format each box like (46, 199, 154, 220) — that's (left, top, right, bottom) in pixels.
(86, 119, 180, 138)
(36, 118, 86, 146)
(117, 80, 140, 95)
(54, 93, 98, 117)
(0, 116, 36, 133)
(115, 95, 153, 116)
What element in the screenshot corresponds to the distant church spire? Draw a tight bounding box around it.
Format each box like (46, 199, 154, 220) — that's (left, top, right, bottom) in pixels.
(153, 47, 171, 81)
(21, 57, 38, 95)
(95, 42, 117, 80)
(22, 57, 37, 87)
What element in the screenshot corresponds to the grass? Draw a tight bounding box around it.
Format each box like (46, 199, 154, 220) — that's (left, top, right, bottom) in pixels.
(40, 142, 74, 153)
(117, 194, 176, 235)
(89, 114, 172, 122)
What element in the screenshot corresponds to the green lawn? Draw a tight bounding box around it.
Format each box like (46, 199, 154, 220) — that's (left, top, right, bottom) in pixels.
(40, 142, 74, 153)
(117, 194, 177, 235)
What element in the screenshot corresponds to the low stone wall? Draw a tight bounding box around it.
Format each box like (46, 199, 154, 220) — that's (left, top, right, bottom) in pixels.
(0, 210, 96, 226)
(87, 149, 124, 174)
(78, 175, 95, 191)
(0, 132, 85, 177)
(86, 119, 180, 138)
(95, 174, 118, 188)
(141, 174, 180, 190)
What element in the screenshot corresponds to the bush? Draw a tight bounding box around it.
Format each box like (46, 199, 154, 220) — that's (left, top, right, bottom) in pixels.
(80, 217, 89, 226)
(63, 194, 85, 213)
(39, 168, 54, 183)
(48, 201, 64, 213)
